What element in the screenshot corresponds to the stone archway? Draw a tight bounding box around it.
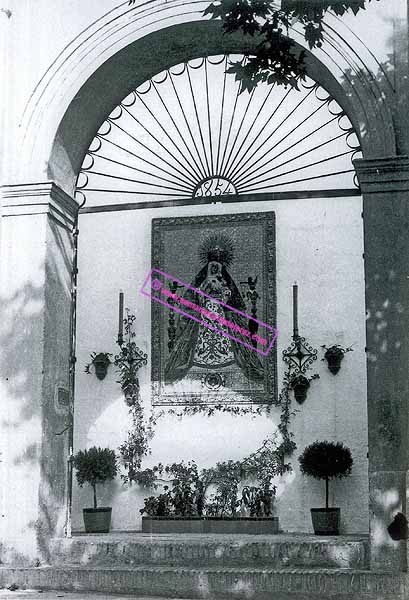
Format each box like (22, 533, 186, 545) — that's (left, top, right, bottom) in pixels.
(49, 19, 395, 197)
(17, 2, 397, 195)
(2, 5, 408, 573)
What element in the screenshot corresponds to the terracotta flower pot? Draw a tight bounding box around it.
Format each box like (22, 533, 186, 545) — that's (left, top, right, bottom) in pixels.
(310, 508, 340, 535)
(83, 507, 112, 533)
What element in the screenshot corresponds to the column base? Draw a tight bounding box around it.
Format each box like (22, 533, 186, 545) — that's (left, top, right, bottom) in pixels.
(369, 470, 408, 572)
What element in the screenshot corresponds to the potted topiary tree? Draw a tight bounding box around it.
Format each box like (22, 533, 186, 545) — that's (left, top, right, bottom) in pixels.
(298, 441, 353, 535)
(73, 446, 118, 533)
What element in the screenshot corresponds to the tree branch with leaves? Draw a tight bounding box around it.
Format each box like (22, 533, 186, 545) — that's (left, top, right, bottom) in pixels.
(201, 0, 378, 92)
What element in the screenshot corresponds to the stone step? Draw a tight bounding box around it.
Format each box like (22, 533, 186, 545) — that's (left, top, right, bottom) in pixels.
(0, 566, 405, 600)
(50, 534, 369, 570)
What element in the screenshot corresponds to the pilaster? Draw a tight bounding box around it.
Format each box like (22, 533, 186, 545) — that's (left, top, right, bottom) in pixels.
(354, 156, 409, 572)
(0, 181, 78, 565)
(1, 181, 78, 228)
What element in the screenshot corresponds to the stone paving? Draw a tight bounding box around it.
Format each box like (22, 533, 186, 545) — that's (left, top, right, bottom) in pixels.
(0, 592, 195, 600)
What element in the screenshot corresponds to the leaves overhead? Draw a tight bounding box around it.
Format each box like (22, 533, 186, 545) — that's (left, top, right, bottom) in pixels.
(203, 0, 377, 92)
(204, 0, 274, 35)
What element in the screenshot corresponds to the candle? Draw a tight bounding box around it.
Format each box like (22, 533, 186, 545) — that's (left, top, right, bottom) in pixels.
(293, 282, 298, 338)
(118, 290, 124, 344)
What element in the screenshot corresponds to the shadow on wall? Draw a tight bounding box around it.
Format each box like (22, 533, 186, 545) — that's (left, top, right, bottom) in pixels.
(0, 217, 73, 566)
(341, 11, 409, 156)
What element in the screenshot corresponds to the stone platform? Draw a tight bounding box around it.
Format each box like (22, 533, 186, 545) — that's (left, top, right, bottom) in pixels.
(1, 533, 407, 599)
(50, 532, 368, 570)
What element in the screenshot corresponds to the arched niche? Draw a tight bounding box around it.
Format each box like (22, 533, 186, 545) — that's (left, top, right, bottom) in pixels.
(45, 18, 394, 197)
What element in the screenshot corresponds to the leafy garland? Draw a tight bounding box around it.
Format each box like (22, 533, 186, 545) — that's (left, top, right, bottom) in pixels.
(202, 0, 377, 92)
(153, 363, 306, 462)
(116, 317, 320, 483)
(117, 365, 299, 484)
(114, 311, 153, 484)
(276, 368, 297, 456)
(166, 403, 267, 418)
(136, 438, 289, 517)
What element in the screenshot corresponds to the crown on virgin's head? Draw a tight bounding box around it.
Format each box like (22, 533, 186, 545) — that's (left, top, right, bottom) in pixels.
(198, 233, 235, 267)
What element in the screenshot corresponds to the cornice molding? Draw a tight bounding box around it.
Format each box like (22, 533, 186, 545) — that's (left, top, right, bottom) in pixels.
(1, 182, 79, 229)
(353, 156, 409, 194)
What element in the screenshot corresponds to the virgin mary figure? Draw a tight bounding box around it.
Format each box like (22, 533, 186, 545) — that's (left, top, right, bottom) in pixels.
(164, 233, 264, 384)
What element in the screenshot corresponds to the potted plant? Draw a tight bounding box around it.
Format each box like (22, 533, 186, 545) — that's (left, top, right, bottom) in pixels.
(138, 456, 280, 534)
(73, 446, 118, 533)
(84, 352, 112, 380)
(298, 441, 353, 535)
(290, 373, 319, 404)
(321, 345, 353, 375)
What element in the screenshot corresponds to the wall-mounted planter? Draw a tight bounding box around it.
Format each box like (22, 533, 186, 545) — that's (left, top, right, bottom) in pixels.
(85, 352, 112, 380)
(324, 350, 344, 375)
(291, 375, 310, 404)
(322, 345, 353, 375)
(141, 516, 279, 535)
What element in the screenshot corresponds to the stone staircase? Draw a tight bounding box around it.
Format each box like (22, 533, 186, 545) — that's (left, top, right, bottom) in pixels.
(0, 533, 407, 599)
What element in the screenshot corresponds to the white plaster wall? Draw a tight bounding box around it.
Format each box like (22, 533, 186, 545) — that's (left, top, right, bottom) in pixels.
(73, 195, 369, 534)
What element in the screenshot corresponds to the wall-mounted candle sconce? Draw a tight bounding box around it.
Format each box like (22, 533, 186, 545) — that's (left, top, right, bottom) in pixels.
(115, 291, 147, 406)
(117, 289, 124, 346)
(282, 282, 319, 404)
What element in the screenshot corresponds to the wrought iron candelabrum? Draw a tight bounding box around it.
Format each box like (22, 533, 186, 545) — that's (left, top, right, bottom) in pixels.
(116, 296, 148, 406)
(282, 283, 318, 404)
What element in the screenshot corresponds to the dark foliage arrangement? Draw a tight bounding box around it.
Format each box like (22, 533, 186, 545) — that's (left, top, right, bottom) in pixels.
(298, 440, 353, 509)
(139, 448, 284, 518)
(201, 0, 377, 92)
(139, 461, 208, 517)
(73, 447, 118, 509)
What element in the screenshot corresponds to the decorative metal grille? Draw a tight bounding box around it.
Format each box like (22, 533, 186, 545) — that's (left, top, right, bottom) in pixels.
(76, 54, 361, 205)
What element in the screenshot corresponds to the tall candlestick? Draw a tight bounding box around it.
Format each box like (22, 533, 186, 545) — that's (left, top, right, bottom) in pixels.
(118, 290, 124, 345)
(293, 282, 298, 339)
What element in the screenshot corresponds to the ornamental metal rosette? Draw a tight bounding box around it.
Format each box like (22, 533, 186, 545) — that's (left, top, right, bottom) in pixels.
(282, 336, 318, 375)
(75, 54, 361, 206)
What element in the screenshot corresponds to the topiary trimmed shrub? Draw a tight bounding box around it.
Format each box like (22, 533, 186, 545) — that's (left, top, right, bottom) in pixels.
(298, 441, 353, 509)
(73, 447, 118, 509)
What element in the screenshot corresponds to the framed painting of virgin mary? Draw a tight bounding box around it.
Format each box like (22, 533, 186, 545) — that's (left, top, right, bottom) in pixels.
(151, 212, 277, 405)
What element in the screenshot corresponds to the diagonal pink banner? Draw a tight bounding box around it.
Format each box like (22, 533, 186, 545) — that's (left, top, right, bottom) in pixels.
(141, 268, 278, 357)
